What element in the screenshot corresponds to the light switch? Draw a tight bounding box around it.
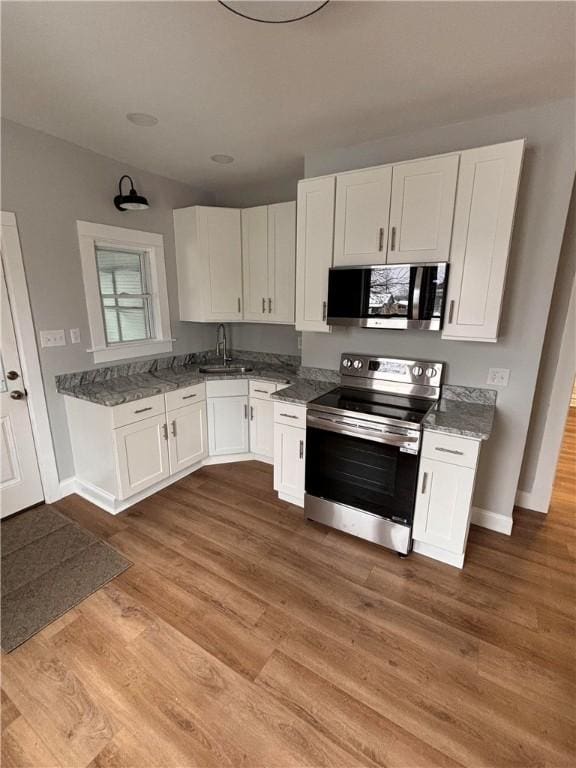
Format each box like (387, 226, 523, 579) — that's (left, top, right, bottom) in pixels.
(487, 368, 510, 387)
(69, 328, 81, 344)
(40, 330, 66, 348)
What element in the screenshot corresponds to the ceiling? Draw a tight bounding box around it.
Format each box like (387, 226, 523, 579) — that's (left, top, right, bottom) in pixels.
(2, 1, 574, 193)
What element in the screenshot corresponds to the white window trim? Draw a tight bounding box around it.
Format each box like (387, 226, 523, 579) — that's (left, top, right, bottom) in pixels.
(77, 221, 173, 363)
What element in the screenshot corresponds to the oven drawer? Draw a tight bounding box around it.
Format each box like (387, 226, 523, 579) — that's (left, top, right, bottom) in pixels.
(274, 402, 306, 428)
(422, 430, 480, 468)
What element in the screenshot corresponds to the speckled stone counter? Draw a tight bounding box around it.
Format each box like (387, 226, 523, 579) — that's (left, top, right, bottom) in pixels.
(270, 378, 337, 405)
(423, 385, 497, 440)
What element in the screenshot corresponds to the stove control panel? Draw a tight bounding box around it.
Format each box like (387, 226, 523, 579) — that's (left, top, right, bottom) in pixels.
(340, 354, 444, 388)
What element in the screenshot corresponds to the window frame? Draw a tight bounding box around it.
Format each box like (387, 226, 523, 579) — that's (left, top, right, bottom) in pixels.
(77, 221, 172, 363)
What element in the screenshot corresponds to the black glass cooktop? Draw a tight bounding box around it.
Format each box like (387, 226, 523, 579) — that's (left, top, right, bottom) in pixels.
(310, 387, 432, 425)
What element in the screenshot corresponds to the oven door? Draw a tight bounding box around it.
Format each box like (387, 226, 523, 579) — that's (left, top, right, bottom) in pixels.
(305, 416, 420, 525)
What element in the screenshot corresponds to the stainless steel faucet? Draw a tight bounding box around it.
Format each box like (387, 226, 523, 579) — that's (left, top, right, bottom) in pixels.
(216, 323, 231, 366)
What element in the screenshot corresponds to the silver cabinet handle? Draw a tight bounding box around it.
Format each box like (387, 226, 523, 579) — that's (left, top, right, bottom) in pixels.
(280, 413, 298, 419)
(182, 393, 197, 400)
(390, 226, 397, 251)
(378, 227, 384, 251)
(162, 423, 168, 440)
(435, 446, 464, 456)
(322, 300, 327, 322)
(421, 472, 428, 494)
(448, 300, 455, 324)
(171, 420, 177, 437)
(250, 405, 254, 421)
(299, 439, 304, 460)
(262, 297, 266, 313)
(268, 297, 272, 313)
(238, 297, 241, 313)
(134, 406, 152, 414)
(254, 389, 269, 394)
(244, 403, 248, 420)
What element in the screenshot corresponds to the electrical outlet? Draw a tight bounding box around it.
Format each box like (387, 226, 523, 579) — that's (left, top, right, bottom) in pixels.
(69, 328, 81, 344)
(487, 368, 510, 387)
(40, 330, 66, 348)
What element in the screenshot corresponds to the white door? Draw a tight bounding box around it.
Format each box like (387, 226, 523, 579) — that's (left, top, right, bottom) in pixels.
(442, 140, 525, 342)
(249, 398, 274, 458)
(267, 202, 296, 323)
(0, 260, 44, 517)
(333, 166, 392, 266)
(412, 457, 475, 554)
(295, 176, 335, 332)
(114, 414, 170, 499)
(273, 424, 305, 500)
(199, 207, 243, 320)
(242, 206, 269, 321)
(207, 396, 249, 456)
(167, 400, 208, 473)
(387, 155, 459, 264)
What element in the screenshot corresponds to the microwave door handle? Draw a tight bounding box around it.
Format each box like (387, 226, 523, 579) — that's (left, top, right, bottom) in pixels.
(412, 266, 423, 321)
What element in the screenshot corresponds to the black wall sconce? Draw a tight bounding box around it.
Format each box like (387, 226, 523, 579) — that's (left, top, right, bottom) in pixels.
(114, 175, 149, 211)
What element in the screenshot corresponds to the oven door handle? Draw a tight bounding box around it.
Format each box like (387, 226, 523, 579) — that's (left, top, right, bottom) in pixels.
(306, 414, 420, 447)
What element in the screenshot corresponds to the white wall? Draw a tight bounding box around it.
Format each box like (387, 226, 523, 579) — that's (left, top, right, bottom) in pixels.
(1, 119, 216, 479)
(303, 99, 575, 523)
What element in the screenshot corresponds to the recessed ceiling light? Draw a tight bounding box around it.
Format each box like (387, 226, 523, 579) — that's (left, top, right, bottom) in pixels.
(211, 154, 235, 164)
(126, 112, 159, 127)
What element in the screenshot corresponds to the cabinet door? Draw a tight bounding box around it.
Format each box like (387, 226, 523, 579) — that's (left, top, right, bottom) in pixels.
(387, 155, 459, 264)
(242, 206, 269, 321)
(295, 177, 335, 333)
(167, 400, 208, 473)
(114, 414, 170, 500)
(207, 396, 249, 456)
(273, 423, 305, 501)
(249, 398, 274, 458)
(267, 202, 296, 323)
(333, 166, 392, 266)
(412, 457, 475, 554)
(442, 140, 524, 342)
(198, 207, 243, 320)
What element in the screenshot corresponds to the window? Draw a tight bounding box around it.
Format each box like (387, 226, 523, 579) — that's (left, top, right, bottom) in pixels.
(77, 222, 172, 363)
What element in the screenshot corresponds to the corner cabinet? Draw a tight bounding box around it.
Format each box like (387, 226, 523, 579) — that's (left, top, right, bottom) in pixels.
(295, 176, 335, 332)
(206, 379, 249, 456)
(174, 206, 243, 322)
(242, 202, 296, 324)
(442, 140, 524, 342)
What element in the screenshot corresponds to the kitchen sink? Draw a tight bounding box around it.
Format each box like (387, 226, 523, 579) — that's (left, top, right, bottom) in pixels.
(199, 365, 254, 374)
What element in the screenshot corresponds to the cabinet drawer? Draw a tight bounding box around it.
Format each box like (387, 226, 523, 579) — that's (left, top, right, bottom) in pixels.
(111, 394, 166, 429)
(274, 401, 306, 428)
(165, 382, 206, 412)
(249, 380, 278, 400)
(206, 379, 249, 398)
(422, 430, 480, 468)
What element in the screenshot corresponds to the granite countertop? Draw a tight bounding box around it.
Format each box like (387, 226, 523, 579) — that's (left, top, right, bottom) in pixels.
(270, 378, 337, 404)
(422, 385, 496, 440)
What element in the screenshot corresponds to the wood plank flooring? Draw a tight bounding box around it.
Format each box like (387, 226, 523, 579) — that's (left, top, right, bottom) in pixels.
(2, 413, 575, 767)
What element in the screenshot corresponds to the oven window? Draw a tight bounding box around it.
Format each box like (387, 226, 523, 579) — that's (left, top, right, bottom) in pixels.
(305, 427, 419, 524)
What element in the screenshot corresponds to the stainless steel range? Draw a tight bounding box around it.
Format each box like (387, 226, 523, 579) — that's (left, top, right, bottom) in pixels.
(305, 353, 444, 555)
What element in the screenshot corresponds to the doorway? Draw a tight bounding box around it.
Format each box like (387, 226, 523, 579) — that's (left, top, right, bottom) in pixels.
(549, 378, 576, 517)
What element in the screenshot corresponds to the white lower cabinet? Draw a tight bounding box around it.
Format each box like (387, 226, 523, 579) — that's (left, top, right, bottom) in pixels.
(250, 398, 274, 459)
(207, 395, 249, 456)
(167, 400, 208, 473)
(273, 402, 306, 506)
(114, 414, 171, 500)
(412, 431, 481, 568)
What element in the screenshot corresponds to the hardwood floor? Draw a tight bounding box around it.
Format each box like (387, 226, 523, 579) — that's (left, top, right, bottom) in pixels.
(2, 418, 575, 767)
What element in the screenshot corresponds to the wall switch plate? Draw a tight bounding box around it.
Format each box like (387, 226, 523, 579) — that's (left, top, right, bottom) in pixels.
(40, 330, 66, 348)
(487, 368, 510, 387)
(69, 328, 81, 344)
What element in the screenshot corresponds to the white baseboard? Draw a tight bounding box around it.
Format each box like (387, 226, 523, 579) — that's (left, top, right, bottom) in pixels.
(279, 491, 304, 507)
(412, 540, 464, 569)
(471, 506, 513, 535)
(58, 476, 77, 499)
(514, 489, 548, 514)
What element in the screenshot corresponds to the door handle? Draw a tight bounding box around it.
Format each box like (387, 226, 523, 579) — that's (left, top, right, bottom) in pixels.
(421, 472, 428, 494)
(9, 390, 25, 400)
(244, 404, 248, 420)
(238, 297, 241, 313)
(378, 227, 384, 252)
(448, 300, 455, 324)
(250, 405, 254, 421)
(322, 300, 327, 322)
(299, 439, 304, 460)
(162, 423, 168, 440)
(268, 298, 272, 313)
(6, 371, 19, 381)
(171, 420, 177, 437)
(262, 297, 266, 313)
(390, 226, 397, 252)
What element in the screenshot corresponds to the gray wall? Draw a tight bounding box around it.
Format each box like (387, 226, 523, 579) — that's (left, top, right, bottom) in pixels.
(1, 119, 216, 479)
(303, 99, 575, 522)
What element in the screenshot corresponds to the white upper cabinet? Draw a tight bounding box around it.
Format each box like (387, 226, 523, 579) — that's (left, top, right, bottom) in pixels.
(387, 155, 459, 264)
(295, 176, 335, 333)
(333, 166, 392, 266)
(242, 206, 269, 321)
(174, 206, 243, 322)
(267, 202, 296, 323)
(442, 140, 524, 342)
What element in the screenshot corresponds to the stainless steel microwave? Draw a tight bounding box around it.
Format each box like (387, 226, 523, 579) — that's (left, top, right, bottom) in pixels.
(327, 262, 449, 331)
